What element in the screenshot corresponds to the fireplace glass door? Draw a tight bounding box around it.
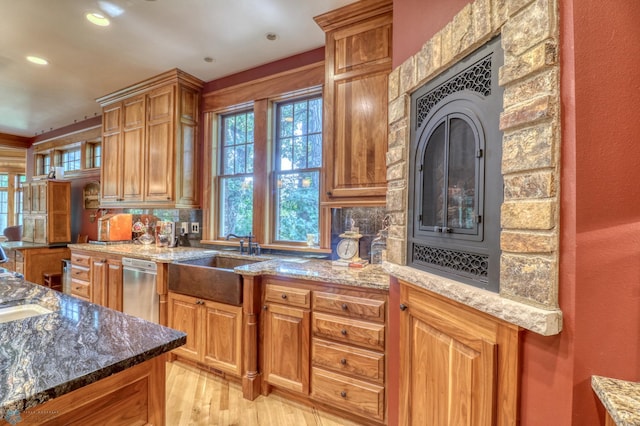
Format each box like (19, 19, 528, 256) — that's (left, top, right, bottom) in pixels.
(421, 114, 480, 236)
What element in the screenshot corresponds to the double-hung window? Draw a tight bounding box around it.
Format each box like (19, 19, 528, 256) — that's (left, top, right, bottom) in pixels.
(218, 110, 254, 238)
(273, 96, 322, 243)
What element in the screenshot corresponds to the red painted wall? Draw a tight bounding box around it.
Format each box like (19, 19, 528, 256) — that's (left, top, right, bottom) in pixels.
(570, 0, 640, 424)
(392, 0, 640, 424)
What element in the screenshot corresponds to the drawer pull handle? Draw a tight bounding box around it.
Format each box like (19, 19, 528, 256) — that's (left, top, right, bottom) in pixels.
(340, 391, 347, 398)
(400, 304, 408, 311)
(340, 358, 347, 365)
(341, 303, 348, 311)
(281, 294, 287, 299)
(341, 329, 347, 336)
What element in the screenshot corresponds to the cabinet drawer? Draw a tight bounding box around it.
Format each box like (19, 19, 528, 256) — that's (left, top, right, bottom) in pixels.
(71, 253, 91, 267)
(313, 312, 385, 351)
(70, 266, 90, 281)
(311, 367, 385, 421)
(313, 292, 386, 322)
(312, 338, 384, 383)
(70, 279, 90, 299)
(265, 284, 310, 308)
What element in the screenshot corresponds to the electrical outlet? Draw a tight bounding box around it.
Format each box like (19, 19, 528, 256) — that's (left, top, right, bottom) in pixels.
(191, 222, 200, 233)
(181, 222, 189, 235)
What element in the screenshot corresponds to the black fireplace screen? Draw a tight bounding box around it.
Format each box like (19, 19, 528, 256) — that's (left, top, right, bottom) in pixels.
(408, 36, 503, 292)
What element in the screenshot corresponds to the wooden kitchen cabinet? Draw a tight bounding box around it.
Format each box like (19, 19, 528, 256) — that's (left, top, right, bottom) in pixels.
(263, 284, 311, 395)
(97, 68, 203, 208)
(168, 291, 243, 376)
(70, 250, 123, 308)
(259, 277, 388, 424)
(21, 180, 71, 244)
(92, 255, 123, 310)
(9, 246, 69, 286)
(399, 281, 520, 426)
(315, 0, 392, 204)
(101, 95, 145, 204)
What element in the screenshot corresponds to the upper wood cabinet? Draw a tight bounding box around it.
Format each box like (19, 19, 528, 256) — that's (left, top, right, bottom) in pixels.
(315, 0, 392, 205)
(22, 180, 71, 245)
(97, 69, 203, 208)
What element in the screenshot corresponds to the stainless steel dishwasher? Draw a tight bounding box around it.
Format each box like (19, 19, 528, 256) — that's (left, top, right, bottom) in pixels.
(122, 257, 159, 323)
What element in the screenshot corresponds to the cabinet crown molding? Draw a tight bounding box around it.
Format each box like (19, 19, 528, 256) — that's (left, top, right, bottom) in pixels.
(96, 68, 204, 106)
(314, 0, 392, 32)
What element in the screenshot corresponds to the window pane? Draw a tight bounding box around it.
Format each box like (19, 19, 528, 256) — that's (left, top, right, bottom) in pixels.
(279, 104, 293, 137)
(0, 175, 8, 187)
(308, 98, 322, 133)
(279, 137, 293, 171)
(220, 176, 253, 237)
(308, 134, 322, 168)
(293, 101, 308, 135)
(293, 135, 307, 169)
(275, 171, 319, 242)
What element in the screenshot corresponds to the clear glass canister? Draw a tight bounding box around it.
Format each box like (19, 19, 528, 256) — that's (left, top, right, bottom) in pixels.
(370, 229, 387, 264)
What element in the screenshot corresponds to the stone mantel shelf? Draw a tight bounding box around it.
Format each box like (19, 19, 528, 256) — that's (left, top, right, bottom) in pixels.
(384, 262, 562, 336)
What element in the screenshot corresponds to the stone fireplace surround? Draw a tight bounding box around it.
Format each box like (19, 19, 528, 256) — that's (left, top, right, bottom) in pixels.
(383, 0, 562, 335)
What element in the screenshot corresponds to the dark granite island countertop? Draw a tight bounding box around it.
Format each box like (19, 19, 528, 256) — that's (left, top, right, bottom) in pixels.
(0, 272, 186, 420)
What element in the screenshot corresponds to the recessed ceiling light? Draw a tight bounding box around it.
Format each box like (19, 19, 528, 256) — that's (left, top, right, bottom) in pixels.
(266, 33, 278, 41)
(86, 12, 110, 26)
(27, 56, 48, 65)
(203, 57, 215, 63)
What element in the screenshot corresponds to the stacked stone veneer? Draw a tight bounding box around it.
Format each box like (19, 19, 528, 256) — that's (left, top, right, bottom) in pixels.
(387, 0, 560, 310)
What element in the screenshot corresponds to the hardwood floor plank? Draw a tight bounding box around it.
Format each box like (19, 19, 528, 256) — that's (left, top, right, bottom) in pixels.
(166, 361, 364, 425)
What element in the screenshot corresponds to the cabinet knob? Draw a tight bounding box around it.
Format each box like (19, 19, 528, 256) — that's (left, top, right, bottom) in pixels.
(326, 191, 332, 197)
(281, 293, 287, 300)
(400, 304, 408, 311)
(341, 303, 348, 311)
(341, 329, 347, 336)
(263, 305, 268, 311)
(340, 391, 347, 398)
(340, 358, 347, 365)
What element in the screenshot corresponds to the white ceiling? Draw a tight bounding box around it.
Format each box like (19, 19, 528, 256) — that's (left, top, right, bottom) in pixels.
(0, 0, 357, 138)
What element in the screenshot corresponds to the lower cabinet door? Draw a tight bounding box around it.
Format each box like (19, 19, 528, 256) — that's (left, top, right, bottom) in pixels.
(202, 300, 243, 376)
(263, 302, 310, 394)
(168, 292, 200, 361)
(400, 282, 520, 426)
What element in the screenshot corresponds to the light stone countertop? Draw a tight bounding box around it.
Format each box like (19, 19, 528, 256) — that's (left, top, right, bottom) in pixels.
(237, 259, 389, 291)
(384, 262, 562, 336)
(592, 375, 640, 425)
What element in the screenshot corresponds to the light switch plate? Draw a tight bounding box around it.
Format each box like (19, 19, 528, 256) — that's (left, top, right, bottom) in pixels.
(180, 222, 188, 234)
(191, 222, 200, 233)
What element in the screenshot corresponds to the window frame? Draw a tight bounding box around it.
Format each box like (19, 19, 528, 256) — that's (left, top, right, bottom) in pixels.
(216, 107, 256, 239)
(204, 84, 328, 252)
(271, 93, 323, 245)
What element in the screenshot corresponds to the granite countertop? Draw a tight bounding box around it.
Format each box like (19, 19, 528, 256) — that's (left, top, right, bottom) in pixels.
(592, 375, 640, 425)
(69, 243, 390, 290)
(0, 272, 186, 417)
(68, 243, 219, 262)
(0, 242, 52, 249)
(237, 259, 390, 291)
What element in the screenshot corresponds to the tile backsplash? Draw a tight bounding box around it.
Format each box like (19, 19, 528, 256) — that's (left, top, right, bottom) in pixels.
(331, 207, 387, 262)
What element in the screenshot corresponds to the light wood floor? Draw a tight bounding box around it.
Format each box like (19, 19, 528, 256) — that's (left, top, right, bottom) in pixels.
(166, 361, 365, 426)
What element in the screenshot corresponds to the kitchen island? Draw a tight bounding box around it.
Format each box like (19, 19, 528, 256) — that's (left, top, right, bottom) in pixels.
(0, 271, 185, 425)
